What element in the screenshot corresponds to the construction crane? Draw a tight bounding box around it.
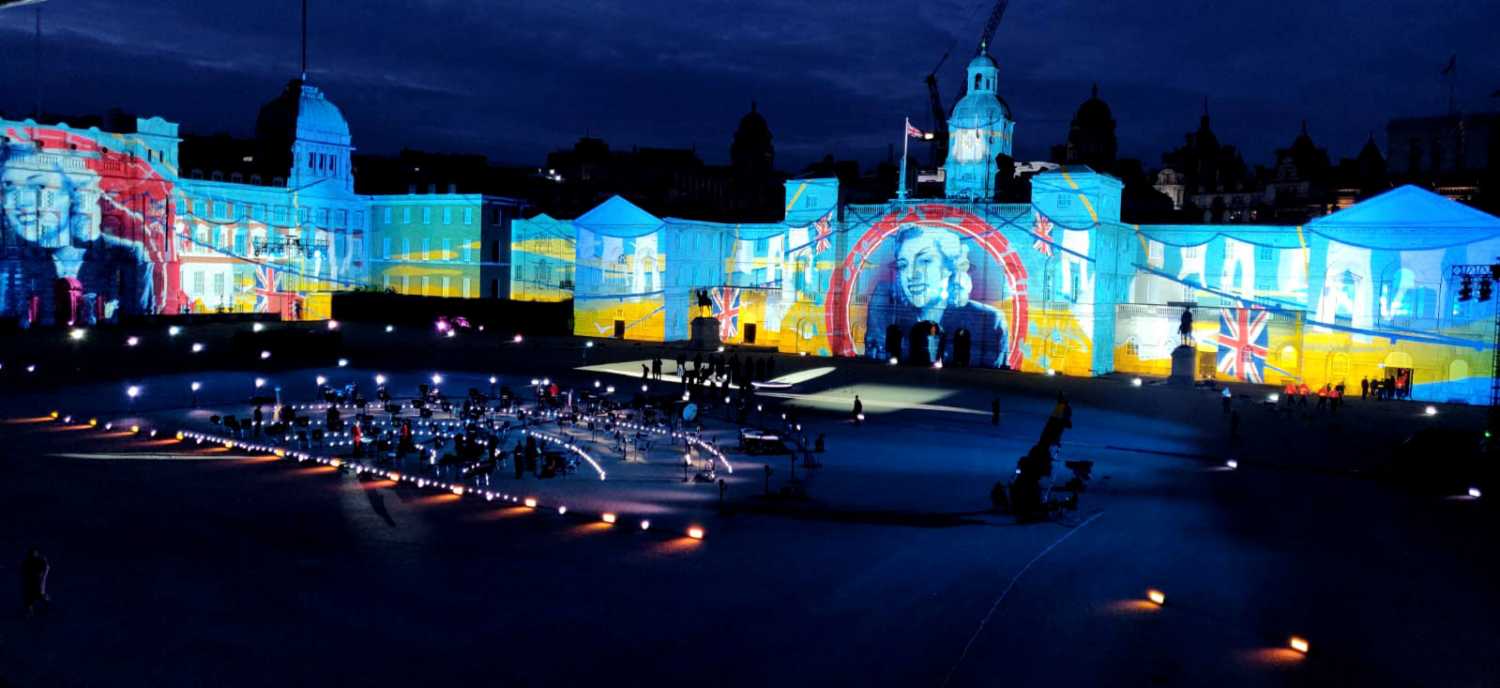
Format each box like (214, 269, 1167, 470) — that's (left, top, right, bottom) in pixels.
(924, 51, 951, 167)
(924, 0, 1012, 169)
(977, 0, 1011, 56)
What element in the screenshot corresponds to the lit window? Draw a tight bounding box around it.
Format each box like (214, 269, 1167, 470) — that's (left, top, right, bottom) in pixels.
(422, 208, 431, 224)
(442, 207, 452, 225)
(463, 207, 473, 225)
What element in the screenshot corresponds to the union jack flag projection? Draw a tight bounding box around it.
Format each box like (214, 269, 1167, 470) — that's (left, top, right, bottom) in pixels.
(813, 214, 833, 253)
(1216, 307, 1270, 383)
(709, 287, 741, 339)
(1032, 213, 1055, 257)
(253, 263, 301, 316)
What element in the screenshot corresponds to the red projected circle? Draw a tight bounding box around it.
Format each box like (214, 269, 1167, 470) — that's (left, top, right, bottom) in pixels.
(824, 204, 1028, 369)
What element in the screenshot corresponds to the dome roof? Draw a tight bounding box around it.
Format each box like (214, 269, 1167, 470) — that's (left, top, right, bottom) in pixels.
(255, 79, 351, 147)
(950, 91, 1012, 128)
(737, 101, 769, 134)
(1074, 84, 1113, 126)
(967, 52, 999, 71)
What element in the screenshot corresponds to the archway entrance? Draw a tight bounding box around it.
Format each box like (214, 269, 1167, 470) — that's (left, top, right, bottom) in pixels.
(885, 324, 904, 362)
(952, 328, 972, 367)
(907, 321, 942, 366)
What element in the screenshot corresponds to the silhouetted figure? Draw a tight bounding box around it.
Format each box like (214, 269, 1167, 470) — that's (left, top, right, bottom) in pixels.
(1039, 394, 1073, 447)
(992, 396, 1001, 426)
(852, 395, 863, 425)
(21, 547, 49, 617)
(1178, 308, 1194, 345)
(1360, 377, 1369, 400)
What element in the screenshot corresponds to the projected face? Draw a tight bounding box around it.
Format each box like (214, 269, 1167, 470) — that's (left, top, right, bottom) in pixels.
(827, 204, 1029, 370)
(896, 229, 951, 309)
(1, 164, 70, 248)
(0, 149, 101, 249)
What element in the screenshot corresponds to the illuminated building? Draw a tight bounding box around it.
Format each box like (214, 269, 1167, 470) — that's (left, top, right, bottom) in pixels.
(368, 193, 526, 299)
(0, 78, 521, 325)
(943, 46, 1016, 200)
(555, 49, 1500, 404)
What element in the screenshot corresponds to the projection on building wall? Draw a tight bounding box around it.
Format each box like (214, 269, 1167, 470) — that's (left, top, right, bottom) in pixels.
(565, 173, 1500, 404)
(1, 126, 180, 325)
(1, 120, 364, 325)
(828, 205, 1025, 369)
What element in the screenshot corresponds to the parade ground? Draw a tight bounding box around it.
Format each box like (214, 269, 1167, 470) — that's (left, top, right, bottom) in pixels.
(1, 322, 1496, 687)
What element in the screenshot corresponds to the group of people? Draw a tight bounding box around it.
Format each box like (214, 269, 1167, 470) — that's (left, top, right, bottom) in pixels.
(641, 350, 779, 389)
(1279, 381, 1348, 413)
(1361, 374, 1411, 401)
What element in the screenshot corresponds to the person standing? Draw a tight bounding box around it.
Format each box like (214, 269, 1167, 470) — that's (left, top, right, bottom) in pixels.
(991, 395, 1001, 426)
(852, 395, 863, 425)
(21, 547, 50, 617)
(1360, 377, 1369, 400)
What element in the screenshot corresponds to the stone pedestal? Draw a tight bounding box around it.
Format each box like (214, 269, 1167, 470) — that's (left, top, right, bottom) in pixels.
(1168, 344, 1197, 386)
(690, 317, 722, 350)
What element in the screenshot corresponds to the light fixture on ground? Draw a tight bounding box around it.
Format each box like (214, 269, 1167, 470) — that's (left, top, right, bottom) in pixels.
(1226, 459, 1239, 469)
(168, 325, 181, 336)
(1424, 405, 1438, 416)
(68, 328, 85, 341)
(260, 350, 271, 360)
(1288, 636, 1310, 654)
(385, 324, 395, 333)
(687, 527, 704, 540)
(255, 377, 266, 389)
(1131, 378, 1143, 387)
(126, 336, 139, 347)
(374, 374, 386, 385)
(253, 323, 265, 332)
(601, 513, 616, 524)
(327, 320, 339, 330)
(584, 341, 593, 348)
(513, 334, 523, 343)
(524, 497, 538, 508)
(337, 358, 348, 367)
(431, 373, 443, 385)
(191, 381, 201, 392)
(1147, 588, 1166, 606)
(1469, 486, 1483, 499)
(557, 506, 567, 515)
(191, 342, 204, 353)
(639, 519, 651, 531)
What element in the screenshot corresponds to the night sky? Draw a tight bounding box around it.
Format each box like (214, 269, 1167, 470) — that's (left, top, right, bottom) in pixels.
(2, 0, 1498, 172)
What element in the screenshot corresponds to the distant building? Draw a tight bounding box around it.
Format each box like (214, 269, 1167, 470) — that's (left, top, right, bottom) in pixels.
(1387, 112, 1500, 208)
(1052, 84, 1117, 172)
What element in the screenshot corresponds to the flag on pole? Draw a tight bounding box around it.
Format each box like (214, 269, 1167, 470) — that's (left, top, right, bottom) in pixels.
(906, 121, 927, 139)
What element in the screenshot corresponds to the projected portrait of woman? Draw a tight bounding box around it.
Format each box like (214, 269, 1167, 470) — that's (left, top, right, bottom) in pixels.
(0, 139, 154, 325)
(864, 225, 1007, 367)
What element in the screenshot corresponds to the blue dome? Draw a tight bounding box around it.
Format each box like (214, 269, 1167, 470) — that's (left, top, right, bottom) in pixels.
(256, 80, 350, 147)
(293, 84, 350, 144)
(950, 91, 1012, 128)
(967, 52, 999, 71)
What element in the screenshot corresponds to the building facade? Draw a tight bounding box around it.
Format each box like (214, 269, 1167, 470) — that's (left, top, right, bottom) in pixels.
(368, 193, 525, 300)
(0, 79, 524, 326)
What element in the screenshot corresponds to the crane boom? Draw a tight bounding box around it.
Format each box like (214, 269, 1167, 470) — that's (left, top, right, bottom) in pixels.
(977, 0, 1010, 52)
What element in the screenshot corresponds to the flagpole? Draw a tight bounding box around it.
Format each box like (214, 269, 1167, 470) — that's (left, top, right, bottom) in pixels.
(898, 117, 910, 202)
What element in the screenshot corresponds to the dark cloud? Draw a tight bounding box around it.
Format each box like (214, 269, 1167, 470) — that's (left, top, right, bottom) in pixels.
(2, 0, 1498, 171)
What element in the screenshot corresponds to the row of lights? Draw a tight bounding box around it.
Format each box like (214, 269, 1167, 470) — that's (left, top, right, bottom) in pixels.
(163, 426, 702, 540)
